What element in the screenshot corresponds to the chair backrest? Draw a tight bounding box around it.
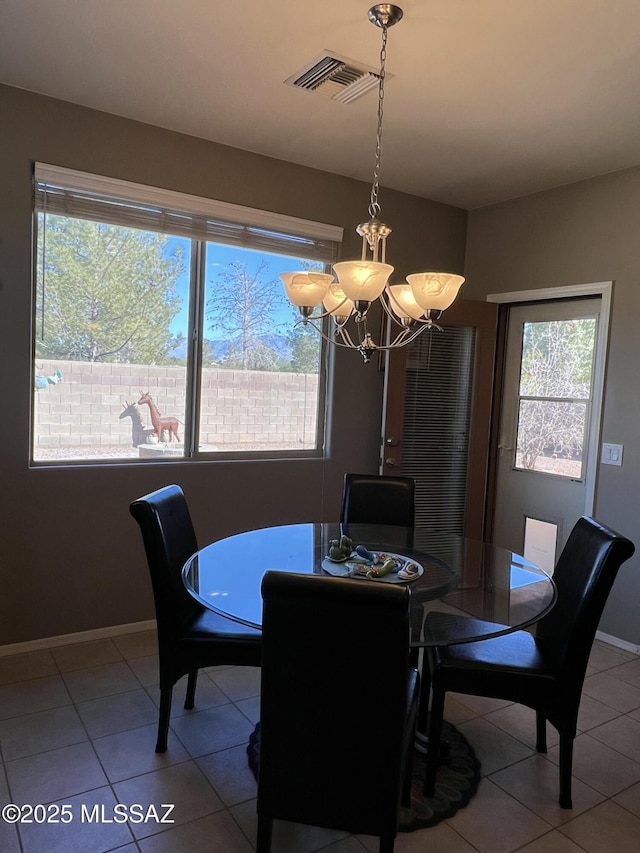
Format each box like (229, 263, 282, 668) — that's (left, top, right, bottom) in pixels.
(130, 485, 202, 645)
(340, 473, 415, 543)
(258, 572, 412, 839)
(536, 516, 634, 681)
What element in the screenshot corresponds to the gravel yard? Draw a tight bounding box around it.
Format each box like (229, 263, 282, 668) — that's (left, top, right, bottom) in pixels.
(33, 442, 288, 461)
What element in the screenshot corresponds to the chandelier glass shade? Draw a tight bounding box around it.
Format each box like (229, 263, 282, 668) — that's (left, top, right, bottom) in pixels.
(333, 260, 394, 303)
(281, 5, 465, 362)
(406, 273, 465, 312)
(322, 283, 355, 323)
(280, 272, 335, 311)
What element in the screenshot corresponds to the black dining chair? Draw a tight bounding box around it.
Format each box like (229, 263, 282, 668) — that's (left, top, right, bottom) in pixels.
(256, 572, 419, 853)
(340, 472, 416, 547)
(130, 484, 262, 753)
(421, 516, 635, 808)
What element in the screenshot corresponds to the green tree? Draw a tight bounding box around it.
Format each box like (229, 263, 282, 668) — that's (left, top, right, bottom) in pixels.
(201, 338, 219, 366)
(220, 340, 288, 371)
(288, 314, 320, 373)
(516, 318, 595, 471)
(206, 259, 285, 370)
(285, 259, 324, 374)
(36, 215, 183, 362)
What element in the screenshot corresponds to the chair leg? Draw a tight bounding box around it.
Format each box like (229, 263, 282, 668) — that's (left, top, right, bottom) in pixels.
(401, 747, 413, 807)
(535, 711, 547, 753)
(379, 834, 395, 853)
(558, 734, 574, 809)
(155, 686, 173, 753)
(256, 815, 272, 853)
(423, 686, 446, 797)
(417, 655, 432, 735)
(184, 669, 198, 709)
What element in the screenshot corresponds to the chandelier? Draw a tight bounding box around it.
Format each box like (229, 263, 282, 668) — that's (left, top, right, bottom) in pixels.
(281, 4, 464, 363)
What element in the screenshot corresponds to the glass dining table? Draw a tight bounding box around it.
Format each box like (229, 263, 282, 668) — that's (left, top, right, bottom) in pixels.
(182, 522, 556, 648)
(182, 521, 556, 827)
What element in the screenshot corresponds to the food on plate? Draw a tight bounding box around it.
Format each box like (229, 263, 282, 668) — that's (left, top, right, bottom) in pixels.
(329, 537, 353, 561)
(397, 562, 420, 580)
(354, 544, 376, 562)
(367, 557, 397, 578)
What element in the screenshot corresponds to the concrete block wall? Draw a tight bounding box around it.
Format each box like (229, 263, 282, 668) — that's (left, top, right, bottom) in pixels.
(34, 360, 319, 452)
(199, 368, 319, 448)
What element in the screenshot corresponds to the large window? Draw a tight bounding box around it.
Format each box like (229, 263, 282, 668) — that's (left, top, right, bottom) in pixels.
(32, 165, 341, 464)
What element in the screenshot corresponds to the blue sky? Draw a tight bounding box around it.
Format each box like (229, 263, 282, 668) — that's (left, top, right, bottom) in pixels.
(168, 238, 319, 340)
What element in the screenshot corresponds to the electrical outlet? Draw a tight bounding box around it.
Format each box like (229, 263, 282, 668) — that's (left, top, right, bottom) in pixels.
(601, 442, 623, 466)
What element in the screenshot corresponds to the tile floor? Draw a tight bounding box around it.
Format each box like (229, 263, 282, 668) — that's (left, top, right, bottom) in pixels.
(1, 632, 640, 852)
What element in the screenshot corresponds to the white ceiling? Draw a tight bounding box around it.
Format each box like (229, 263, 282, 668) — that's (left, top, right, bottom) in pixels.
(3, 0, 640, 210)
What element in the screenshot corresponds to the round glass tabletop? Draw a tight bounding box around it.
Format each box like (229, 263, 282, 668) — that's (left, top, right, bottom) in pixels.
(182, 523, 556, 646)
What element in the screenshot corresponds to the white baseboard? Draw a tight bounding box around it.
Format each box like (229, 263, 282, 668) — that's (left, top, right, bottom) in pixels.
(0, 620, 157, 658)
(595, 629, 640, 656)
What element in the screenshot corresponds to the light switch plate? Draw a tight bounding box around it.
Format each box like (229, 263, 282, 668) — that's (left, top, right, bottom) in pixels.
(601, 442, 623, 466)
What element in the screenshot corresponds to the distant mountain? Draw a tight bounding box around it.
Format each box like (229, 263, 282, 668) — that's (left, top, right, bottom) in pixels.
(208, 333, 292, 363)
(168, 339, 189, 360)
(169, 333, 292, 364)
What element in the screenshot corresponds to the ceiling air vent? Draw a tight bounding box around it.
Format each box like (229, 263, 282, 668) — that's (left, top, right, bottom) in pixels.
(285, 52, 385, 104)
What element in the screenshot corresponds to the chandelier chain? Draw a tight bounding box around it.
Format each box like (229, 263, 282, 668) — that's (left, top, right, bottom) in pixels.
(280, 6, 464, 362)
(368, 23, 388, 220)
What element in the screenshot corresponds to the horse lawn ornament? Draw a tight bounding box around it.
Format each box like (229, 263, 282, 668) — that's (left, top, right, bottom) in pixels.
(119, 401, 157, 447)
(136, 392, 180, 443)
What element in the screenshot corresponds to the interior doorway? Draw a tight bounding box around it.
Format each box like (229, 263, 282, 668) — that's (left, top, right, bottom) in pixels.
(382, 299, 498, 542)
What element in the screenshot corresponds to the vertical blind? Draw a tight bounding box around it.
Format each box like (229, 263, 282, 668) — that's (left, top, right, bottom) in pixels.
(401, 325, 476, 544)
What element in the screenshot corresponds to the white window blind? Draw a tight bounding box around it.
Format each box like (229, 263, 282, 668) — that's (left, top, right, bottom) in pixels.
(34, 163, 342, 263)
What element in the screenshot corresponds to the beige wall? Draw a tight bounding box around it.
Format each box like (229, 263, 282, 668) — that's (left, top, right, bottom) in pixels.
(0, 84, 467, 645)
(465, 168, 640, 645)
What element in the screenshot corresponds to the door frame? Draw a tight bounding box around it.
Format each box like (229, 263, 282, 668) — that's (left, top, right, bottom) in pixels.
(486, 281, 613, 528)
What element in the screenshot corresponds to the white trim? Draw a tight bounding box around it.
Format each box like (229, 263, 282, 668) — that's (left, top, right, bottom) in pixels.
(486, 282, 612, 304)
(595, 629, 640, 656)
(486, 281, 613, 518)
(35, 163, 344, 244)
(0, 620, 156, 658)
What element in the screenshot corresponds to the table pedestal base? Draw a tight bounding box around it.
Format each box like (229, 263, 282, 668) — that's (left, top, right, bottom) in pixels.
(246, 720, 480, 832)
(400, 720, 480, 830)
